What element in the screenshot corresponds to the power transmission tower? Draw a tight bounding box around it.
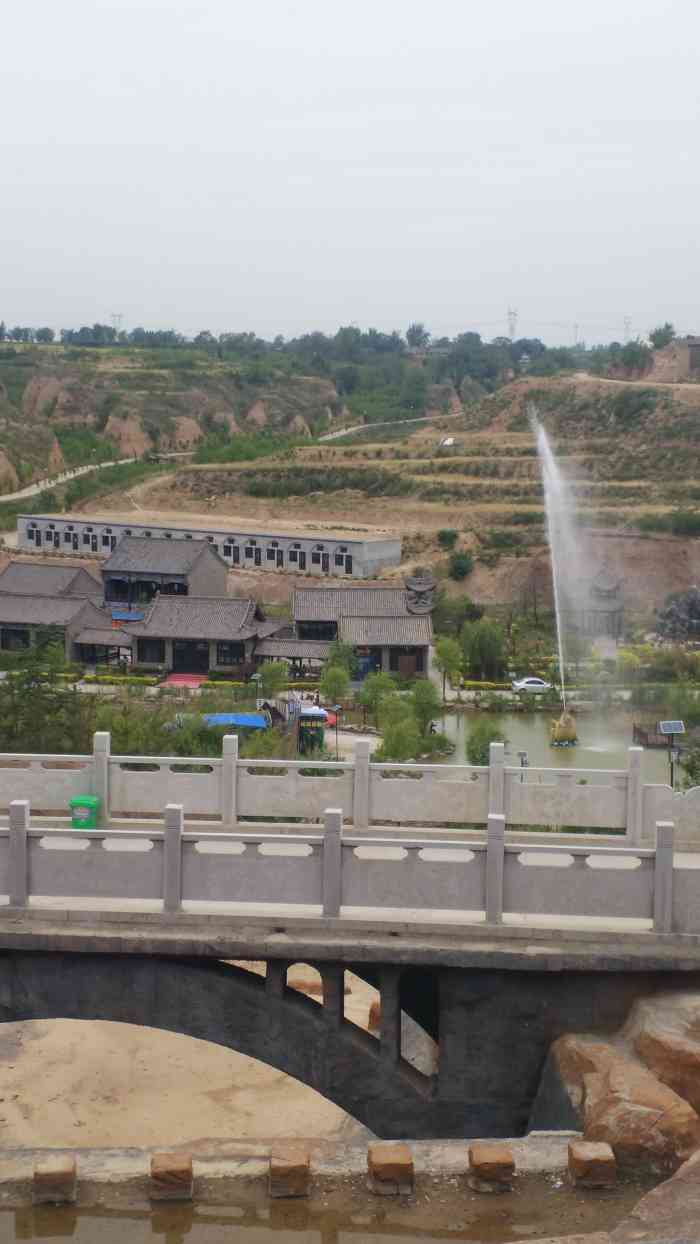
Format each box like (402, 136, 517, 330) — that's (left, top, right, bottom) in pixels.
(573, 322, 579, 346)
(507, 307, 518, 340)
(623, 315, 632, 341)
(110, 313, 123, 335)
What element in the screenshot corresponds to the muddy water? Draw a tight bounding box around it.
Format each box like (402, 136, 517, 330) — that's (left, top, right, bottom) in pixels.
(441, 708, 670, 783)
(0, 1171, 656, 1241)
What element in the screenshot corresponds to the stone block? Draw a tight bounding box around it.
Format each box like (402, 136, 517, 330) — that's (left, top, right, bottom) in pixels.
(33, 1154, 77, 1205)
(150, 1152, 193, 1201)
(468, 1142, 515, 1193)
(568, 1139, 617, 1188)
(269, 1143, 310, 1198)
(367, 1141, 414, 1195)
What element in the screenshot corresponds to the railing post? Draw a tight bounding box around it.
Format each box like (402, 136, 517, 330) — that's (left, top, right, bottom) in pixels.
(486, 812, 505, 924)
(488, 741, 505, 817)
(163, 803, 183, 913)
(626, 746, 644, 844)
(654, 820, 674, 934)
(9, 800, 29, 908)
(221, 734, 238, 827)
(92, 731, 110, 823)
(353, 739, 370, 829)
(322, 808, 343, 917)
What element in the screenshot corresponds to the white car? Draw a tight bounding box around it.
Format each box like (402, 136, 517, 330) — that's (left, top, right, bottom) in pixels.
(512, 676, 552, 693)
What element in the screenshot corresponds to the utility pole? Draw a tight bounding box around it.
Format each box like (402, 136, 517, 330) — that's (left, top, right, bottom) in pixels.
(507, 307, 518, 340)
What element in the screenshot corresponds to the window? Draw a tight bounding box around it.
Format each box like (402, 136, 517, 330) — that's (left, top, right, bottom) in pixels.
(164, 532, 172, 539)
(266, 549, 276, 561)
(64, 533, 72, 543)
(86, 527, 93, 533)
(105, 528, 112, 534)
(216, 641, 245, 665)
(49, 524, 55, 531)
(314, 544, 324, 551)
(244, 546, 254, 558)
(184, 533, 193, 540)
(271, 541, 279, 547)
(223, 544, 232, 558)
(82, 534, 91, 546)
(125, 529, 132, 536)
(102, 535, 111, 547)
(206, 536, 214, 543)
(334, 554, 344, 567)
(1, 628, 30, 651)
(311, 552, 321, 565)
(137, 638, 165, 664)
(67, 525, 74, 532)
(143, 531, 152, 539)
(27, 528, 35, 542)
(288, 549, 298, 563)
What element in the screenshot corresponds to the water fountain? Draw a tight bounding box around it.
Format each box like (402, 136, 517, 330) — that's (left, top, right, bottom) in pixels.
(531, 409, 590, 746)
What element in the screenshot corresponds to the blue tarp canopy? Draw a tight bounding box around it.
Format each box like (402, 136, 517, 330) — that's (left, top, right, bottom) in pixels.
(111, 608, 145, 622)
(202, 712, 268, 730)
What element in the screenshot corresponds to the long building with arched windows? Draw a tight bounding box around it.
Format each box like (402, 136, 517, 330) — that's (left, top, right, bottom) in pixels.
(16, 511, 401, 580)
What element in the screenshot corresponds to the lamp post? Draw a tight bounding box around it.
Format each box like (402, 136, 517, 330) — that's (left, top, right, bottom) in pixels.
(251, 671, 261, 706)
(332, 705, 342, 761)
(670, 743, 681, 791)
(517, 749, 529, 783)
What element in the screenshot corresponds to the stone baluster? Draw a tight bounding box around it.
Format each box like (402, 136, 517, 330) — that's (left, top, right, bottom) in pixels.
(486, 812, 505, 924)
(163, 804, 183, 912)
(9, 799, 29, 908)
(654, 820, 675, 934)
(322, 808, 343, 916)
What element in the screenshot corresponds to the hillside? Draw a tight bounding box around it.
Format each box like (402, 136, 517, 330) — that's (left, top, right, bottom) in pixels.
(79, 373, 700, 616)
(0, 344, 346, 486)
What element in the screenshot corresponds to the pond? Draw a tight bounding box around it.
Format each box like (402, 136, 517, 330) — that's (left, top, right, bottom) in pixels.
(0, 1168, 657, 1242)
(439, 709, 671, 784)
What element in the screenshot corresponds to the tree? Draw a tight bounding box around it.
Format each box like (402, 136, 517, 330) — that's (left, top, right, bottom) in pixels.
(409, 679, 442, 736)
(319, 663, 349, 704)
(375, 712, 421, 762)
(399, 368, 427, 411)
(327, 639, 357, 676)
(35, 327, 55, 344)
(461, 619, 506, 681)
(656, 588, 700, 641)
(649, 322, 675, 350)
(432, 589, 483, 637)
(448, 551, 474, 581)
(465, 719, 507, 766)
(259, 661, 288, 699)
(433, 636, 462, 700)
(357, 671, 396, 727)
(406, 322, 430, 350)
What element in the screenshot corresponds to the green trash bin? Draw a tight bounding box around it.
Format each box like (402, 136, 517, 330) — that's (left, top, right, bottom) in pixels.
(69, 795, 100, 830)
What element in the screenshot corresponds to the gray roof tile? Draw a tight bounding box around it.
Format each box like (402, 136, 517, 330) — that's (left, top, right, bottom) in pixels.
(0, 595, 89, 626)
(0, 563, 99, 597)
(103, 537, 221, 575)
(129, 596, 260, 640)
(292, 587, 411, 621)
(339, 616, 432, 645)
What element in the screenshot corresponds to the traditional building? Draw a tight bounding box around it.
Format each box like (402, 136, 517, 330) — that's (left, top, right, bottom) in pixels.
(126, 596, 273, 674)
(0, 594, 130, 665)
(0, 562, 100, 598)
(289, 578, 435, 677)
(101, 537, 227, 606)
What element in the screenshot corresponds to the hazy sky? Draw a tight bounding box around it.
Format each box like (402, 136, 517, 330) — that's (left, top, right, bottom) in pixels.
(2, 0, 699, 344)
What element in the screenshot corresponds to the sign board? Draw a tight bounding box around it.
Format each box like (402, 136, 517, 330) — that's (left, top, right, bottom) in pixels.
(657, 720, 686, 736)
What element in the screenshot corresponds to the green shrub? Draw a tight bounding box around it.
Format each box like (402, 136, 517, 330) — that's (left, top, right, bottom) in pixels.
(461, 679, 511, 691)
(448, 551, 474, 580)
(437, 528, 458, 550)
(82, 674, 160, 686)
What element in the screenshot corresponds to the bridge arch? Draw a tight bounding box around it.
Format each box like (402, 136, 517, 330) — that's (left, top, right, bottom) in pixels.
(0, 952, 435, 1137)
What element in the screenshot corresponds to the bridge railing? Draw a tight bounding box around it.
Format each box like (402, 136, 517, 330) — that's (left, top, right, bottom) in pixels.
(0, 733, 693, 843)
(0, 801, 687, 935)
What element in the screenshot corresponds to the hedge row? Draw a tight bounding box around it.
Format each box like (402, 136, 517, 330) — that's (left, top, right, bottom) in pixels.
(82, 674, 161, 687)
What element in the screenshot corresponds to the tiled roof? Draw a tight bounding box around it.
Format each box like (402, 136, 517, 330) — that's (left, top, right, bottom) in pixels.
(0, 563, 99, 597)
(129, 596, 260, 640)
(255, 638, 333, 659)
(74, 627, 133, 647)
(102, 537, 218, 575)
(0, 595, 89, 626)
(339, 616, 433, 646)
(292, 588, 411, 622)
